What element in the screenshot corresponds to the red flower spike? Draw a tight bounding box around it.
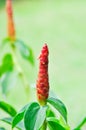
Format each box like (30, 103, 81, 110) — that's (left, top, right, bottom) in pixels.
(6, 0, 15, 41)
(36, 44, 49, 105)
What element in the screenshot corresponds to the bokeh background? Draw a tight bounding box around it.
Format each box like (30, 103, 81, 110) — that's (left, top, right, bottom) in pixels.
(0, 0, 86, 129)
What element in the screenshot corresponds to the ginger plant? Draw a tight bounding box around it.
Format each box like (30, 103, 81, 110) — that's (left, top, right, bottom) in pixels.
(0, 45, 86, 130)
(0, 44, 69, 130)
(0, 0, 34, 96)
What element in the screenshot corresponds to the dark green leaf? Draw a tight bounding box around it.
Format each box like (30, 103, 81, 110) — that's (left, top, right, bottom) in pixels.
(47, 97, 67, 122)
(12, 112, 24, 129)
(34, 106, 48, 130)
(47, 117, 66, 130)
(0, 101, 17, 117)
(24, 102, 40, 130)
(1, 117, 24, 130)
(1, 71, 18, 95)
(12, 104, 29, 128)
(0, 54, 13, 77)
(15, 40, 34, 65)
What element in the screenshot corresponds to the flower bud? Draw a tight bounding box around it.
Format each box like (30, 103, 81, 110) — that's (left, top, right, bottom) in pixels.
(6, 0, 15, 41)
(36, 44, 49, 105)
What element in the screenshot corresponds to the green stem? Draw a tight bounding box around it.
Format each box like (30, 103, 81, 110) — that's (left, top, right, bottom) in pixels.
(10, 43, 30, 99)
(39, 101, 47, 130)
(19, 72, 30, 96)
(75, 117, 86, 129)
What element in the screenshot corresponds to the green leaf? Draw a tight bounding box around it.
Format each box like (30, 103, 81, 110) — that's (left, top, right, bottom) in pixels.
(46, 107, 55, 118)
(47, 97, 67, 122)
(12, 104, 29, 128)
(1, 71, 18, 95)
(24, 102, 40, 130)
(34, 106, 48, 130)
(1, 117, 24, 130)
(0, 54, 13, 77)
(12, 111, 24, 129)
(47, 117, 66, 130)
(15, 40, 34, 65)
(1, 54, 13, 72)
(0, 101, 17, 117)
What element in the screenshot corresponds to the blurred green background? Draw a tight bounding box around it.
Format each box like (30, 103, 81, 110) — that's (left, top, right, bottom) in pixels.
(0, 0, 86, 129)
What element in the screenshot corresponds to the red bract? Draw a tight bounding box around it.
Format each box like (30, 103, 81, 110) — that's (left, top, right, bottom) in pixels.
(6, 0, 15, 41)
(36, 44, 49, 105)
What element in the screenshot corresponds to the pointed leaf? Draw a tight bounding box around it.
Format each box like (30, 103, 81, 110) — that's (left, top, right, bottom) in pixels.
(15, 40, 34, 65)
(12, 112, 24, 129)
(34, 106, 48, 130)
(12, 104, 29, 128)
(47, 97, 67, 122)
(0, 101, 17, 117)
(24, 102, 40, 130)
(47, 117, 66, 130)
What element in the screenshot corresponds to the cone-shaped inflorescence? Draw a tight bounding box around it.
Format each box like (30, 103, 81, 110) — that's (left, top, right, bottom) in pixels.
(6, 0, 15, 41)
(36, 44, 49, 105)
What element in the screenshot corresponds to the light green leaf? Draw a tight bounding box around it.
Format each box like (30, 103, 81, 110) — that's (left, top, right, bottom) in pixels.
(24, 102, 40, 130)
(1, 117, 24, 130)
(12, 104, 29, 128)
(0, 101, 17, 117)
(1, 71, 18, 95)
(47, 97, 67, 122)
(0, 54, 13, 77)
(15, 40, 34, 65)
(34, 106, 48, 130)
(47, 117, 66, 130)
